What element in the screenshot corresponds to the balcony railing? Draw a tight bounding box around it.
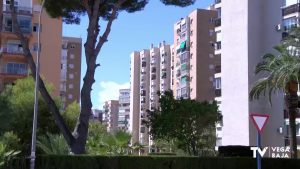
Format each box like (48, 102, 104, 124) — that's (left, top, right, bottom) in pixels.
(2, 24, 32, 34)
(215, 18, 221, 27)
(1, 45, 23, 55)
(282, 3, 300, 16)
(3, 4, 32, 15)
(215, 89, 221, 97)
(0, 66, 27, 76)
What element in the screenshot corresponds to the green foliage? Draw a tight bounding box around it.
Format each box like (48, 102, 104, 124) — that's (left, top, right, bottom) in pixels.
(249, 45, 300, 102)
(0, 132, 21, 151)
(62, 101, 81, 130)
(0, 77, 60, 153)
(37, 134, 69, 155)
(6, 155, 300, 169)
(0, 142, 20, 169)
(86, 122, 131, 155)
(43, 0, 195, 24)
(146, 90, 220, 156)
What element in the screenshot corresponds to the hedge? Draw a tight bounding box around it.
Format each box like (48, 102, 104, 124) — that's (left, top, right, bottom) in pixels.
(4, 155, 300, 169)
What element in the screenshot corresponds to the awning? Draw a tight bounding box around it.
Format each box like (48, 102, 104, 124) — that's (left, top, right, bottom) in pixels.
(180, 41, 186, 49)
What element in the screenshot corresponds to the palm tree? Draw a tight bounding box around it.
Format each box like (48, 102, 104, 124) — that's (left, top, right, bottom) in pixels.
(249, 45, 300, 158)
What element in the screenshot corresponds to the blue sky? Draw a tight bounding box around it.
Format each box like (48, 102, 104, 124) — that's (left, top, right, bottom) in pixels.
(62, 0, 213, 109)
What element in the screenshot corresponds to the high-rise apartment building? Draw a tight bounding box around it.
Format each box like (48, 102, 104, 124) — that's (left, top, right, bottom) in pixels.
(118, 88, 130, 131)
(0, 0, 62, 95)
(172, 9, 218, 102)
(129, 42, 172, 147)
(103, 100, 119, 132)
(281, 0, 300, 149)
(60, 37, 82, 109)
(215, 0, 285, 148)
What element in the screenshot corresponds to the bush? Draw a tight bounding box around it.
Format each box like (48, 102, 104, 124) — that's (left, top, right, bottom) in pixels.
(5, 155, 300, 169)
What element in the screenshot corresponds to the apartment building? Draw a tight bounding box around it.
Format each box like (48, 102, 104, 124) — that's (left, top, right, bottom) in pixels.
(118, 88, 130, 131)
(281, 0, 300, 149)
(215, 0, 285, 148)
(60, 37, 82, 109)
(129, 42, 172, 147)
(0, 0, 62, 95)
(172, 9, 218, 102)
(103, 100, 119, 132)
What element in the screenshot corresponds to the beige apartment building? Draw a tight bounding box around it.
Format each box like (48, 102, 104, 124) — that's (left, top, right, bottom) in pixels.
(172, 9, 218, 102)
(103, 100, 119, 132)
(0, 0, 62, 95)
(0, 0, 81, 109)
(60, 37, 82, 109)
(129, 42, 172, 148)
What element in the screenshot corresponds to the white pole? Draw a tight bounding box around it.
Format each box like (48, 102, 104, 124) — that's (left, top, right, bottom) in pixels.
(30, 1, 45, 169)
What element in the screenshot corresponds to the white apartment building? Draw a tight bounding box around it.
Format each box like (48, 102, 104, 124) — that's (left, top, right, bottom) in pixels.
(281, 0, 300, 149)
(216, 0, 285, 148)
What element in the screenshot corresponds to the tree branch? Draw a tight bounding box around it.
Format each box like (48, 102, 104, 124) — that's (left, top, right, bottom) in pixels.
(95, 0, 126, 55)
(9, 0, 75, 146)
(82, 0, 92, 19)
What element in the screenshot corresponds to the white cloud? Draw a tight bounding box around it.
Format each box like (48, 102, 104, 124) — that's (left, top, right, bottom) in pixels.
(97, 81, 130, 109)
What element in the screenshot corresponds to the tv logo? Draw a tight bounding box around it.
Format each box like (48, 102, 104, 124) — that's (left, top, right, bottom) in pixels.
(250, 147, 290, 158)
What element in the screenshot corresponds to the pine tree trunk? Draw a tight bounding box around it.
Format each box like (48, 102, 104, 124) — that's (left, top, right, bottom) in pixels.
(286, 81, 298, 158)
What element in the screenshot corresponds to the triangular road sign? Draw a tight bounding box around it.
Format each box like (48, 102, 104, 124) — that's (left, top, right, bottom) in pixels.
(250, 113, 270, 133)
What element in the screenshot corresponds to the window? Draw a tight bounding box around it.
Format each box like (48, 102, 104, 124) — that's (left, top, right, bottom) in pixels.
(141, 61, 146, 67)
(33, 23, 42, 32)
(69, 74, 74, 79)
(32, 43, 41, 52)
(190, 18, 193, 24)
(70, 54, 75, 59)
(70, 44, 76, 49)
(190, 30, 193, 36)
(68, 84, 74, 89)
(209, 29, 214, 36)
(6, 62, 27, 75)
(68, 94, 73, 99)
(18, 16, 32, 33)
(215, 77, 221, 89)
(69, 64, 74, 69)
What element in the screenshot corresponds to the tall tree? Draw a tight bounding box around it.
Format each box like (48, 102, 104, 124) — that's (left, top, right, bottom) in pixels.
(146, 91, 220, 156)
(8, 0, 196, 154)
(249, 45, 300, 158)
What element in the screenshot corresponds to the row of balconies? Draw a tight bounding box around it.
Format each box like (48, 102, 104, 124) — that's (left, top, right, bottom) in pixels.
(282, 3, 300, 16)
(3, 4, 32, 15)
(0, 64, 28, 76)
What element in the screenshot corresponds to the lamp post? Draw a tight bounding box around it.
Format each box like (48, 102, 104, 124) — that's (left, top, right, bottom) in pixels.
(30, 1, 45, 169)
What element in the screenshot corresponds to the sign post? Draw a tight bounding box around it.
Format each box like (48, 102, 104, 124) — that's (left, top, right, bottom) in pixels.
(250, 114, 270, 169)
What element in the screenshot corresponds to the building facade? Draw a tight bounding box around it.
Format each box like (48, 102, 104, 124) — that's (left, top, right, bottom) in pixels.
(129, 42, 172, 147)
(0, 0, 62, 96)
(216, 0, 285, 148)
(60, 37, 82, 109)
(281, 0, 300, 149)
(103, 100, 119, 132)
(172, 9, 218, 102)
(118, 88, 130, 131)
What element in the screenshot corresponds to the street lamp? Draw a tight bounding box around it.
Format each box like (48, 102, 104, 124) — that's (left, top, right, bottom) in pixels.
(30, 1, 45, 169)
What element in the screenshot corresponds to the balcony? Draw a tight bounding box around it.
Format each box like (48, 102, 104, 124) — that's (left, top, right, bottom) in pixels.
(215, 65, 221, 74)
(215, 0, 221, 4)
(215, 41, 221, 50)
(282, 3, 300, 16)
(215, 18, 221, 27)
(215, 89, 222, 97)
(283, 110, 300, 119)
(1, 44, 23, 55)
(3, 5, 32, 15)
(0, 65, 27, 77)
(284, 136, 300, 146)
